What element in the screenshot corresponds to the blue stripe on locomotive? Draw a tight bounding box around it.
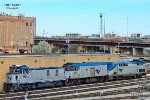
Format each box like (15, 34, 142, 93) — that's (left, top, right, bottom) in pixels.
(7, 72, 20, 75)
(107, 61, 145, 71)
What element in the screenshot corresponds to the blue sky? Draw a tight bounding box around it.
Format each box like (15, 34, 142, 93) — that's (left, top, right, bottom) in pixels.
(0, 0, 150, 37)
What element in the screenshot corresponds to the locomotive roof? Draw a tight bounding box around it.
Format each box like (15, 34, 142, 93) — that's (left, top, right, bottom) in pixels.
(11, 65, 29, 70)
(30, 67, 63, 70)
(10, 65, 63, 70)
(64, 61, 145, 71)
(109, 61, 145, 65)
(65, 62, 108, 67)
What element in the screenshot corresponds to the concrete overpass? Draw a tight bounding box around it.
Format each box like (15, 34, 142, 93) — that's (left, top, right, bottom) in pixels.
(34, 38, 150, 56)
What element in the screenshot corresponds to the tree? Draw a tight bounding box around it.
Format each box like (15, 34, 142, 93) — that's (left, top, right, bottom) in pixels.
(32, 41, 51, 53)
(51, 48, 58, 53)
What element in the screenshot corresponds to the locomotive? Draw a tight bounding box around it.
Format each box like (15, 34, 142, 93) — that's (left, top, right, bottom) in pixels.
(4, 61, 147, 92)
(4, 65, 66, 92)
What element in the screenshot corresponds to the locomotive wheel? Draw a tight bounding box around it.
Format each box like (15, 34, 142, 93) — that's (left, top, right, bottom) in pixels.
(69, 81, 74, 86)
(57, 82, 63, 87)
(77, 80, 81, 85)
(27, 85, 32, 90)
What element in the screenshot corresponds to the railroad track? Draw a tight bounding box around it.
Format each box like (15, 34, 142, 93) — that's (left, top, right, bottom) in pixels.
(66, 92, 150, 100)
(0, 76, 149, 100)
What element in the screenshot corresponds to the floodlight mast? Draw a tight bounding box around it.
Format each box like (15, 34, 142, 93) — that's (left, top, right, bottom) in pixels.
(99, 13, 103, 39)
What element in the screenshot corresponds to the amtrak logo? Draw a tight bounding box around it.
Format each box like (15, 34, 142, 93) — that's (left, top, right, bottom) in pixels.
(96, 69, 101, 74)
(23, 74, 28, 78)
(23, 75, 27, 78)
(119, 69, 123, 72)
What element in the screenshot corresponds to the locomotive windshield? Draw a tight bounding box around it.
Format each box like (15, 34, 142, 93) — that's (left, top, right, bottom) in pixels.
(9, 67, 20, 73)
(9, 65, 29, 74)
(64, 66, 75, 71)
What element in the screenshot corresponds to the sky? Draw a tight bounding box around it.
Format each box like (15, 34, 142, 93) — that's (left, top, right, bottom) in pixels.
(0, 0, 150, 37)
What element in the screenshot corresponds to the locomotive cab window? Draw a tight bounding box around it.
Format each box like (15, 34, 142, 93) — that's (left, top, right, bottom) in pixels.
(75, 67, 78, 71)
(23, 70, 25, 74)
(26, 70, 29, 74)
(20, 70, 22, 74)
(65, 66, 74, 71)
(15, 69, 19, 72)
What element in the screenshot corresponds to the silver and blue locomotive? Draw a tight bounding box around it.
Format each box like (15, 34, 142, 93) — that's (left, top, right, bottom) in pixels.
(107, 61, 147, 80)
(4, 61, 147, 92)
(63, 62, 109, 84)
(4, 65, 66, 92)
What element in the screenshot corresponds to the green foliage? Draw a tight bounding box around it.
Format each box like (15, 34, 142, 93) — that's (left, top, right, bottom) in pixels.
(51, 48, 58, 53)
(129, 38, 144, 43)
(32, 41, 51, 53)
(80, 50, 86, 52)
(69, 46, 77, 53)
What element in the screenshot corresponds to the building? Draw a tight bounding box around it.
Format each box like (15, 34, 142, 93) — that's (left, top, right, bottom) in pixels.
(141, 35, 150, 43)
(65, 33, 81, 39)
(131, 33, 140, 38)
(0, 13, 36, 53)
(104, 32, 117, 39)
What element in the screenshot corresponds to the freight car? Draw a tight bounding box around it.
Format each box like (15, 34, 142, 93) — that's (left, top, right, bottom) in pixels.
(4, 61, 147, 92)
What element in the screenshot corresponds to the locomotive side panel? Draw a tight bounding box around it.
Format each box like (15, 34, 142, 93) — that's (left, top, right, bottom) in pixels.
(28, 69, 43, 83)
(117, 64, 138, 76)
(50, 68, 66, 81)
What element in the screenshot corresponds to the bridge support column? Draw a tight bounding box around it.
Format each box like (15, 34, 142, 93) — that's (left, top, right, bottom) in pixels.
(132, 47, 136, 56)
(110, 47, 118, 54)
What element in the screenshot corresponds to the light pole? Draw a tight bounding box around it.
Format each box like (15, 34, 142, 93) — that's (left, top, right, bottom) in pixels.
(103, 13, 106, 39)
(126, 17, 128, 38)
(99, 13, 103, 38)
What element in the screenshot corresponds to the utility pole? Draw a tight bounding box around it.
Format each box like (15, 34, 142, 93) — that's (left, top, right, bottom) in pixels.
(103, 13, 105, 39)
(42, 30, 45, 41)
(103, 13, 106, 53)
